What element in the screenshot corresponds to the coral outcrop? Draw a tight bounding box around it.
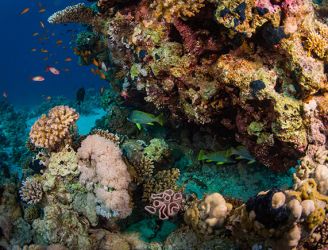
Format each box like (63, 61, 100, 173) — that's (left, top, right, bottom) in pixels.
(48, 0, 328, 172)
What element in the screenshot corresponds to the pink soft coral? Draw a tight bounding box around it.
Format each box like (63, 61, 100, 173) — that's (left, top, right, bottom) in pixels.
(145, 189, 184, 220)
(78, 134, 132, 219)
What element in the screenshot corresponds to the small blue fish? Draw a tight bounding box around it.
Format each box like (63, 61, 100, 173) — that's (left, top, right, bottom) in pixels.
(229, 146, 256, 164)
(197, 150, 234, 165)
(128, 110, 164, 130)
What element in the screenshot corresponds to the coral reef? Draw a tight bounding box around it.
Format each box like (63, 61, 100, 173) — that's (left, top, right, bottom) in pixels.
(3, 0, 328, 248)
(29, 106, 79, 152)
(48, 0, 328, 173)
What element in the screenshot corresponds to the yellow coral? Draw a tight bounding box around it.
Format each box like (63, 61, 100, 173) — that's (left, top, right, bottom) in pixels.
(304, 31, 328, 59)
(48, 145, 79, 178)
(307, 207, 325, 230)
(152, 0, 205, 23)
(29, 106, 79, 151)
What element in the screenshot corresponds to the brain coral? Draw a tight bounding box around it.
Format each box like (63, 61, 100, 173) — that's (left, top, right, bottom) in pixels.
(29, 106, 79, 151)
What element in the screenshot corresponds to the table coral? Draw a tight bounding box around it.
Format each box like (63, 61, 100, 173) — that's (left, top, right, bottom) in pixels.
(29, 106, 79, 152)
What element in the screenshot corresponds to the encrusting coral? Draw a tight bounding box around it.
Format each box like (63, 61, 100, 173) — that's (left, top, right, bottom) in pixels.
(78, 134, 132, 219)
(29, 106, 79, 152)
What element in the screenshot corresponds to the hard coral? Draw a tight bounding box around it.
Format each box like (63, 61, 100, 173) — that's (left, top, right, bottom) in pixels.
(145, 189, 184, 220)
(48, 3, 104, 32)
(19, 177, 43, 205)
(184, 193, 232, 235)
(152, 0, 205, 23)
(78, 134, 132, 219)
(29, 106, 79, 152)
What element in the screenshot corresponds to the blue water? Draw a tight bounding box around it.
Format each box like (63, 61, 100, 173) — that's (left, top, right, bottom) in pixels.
(0, 0, 105, 107)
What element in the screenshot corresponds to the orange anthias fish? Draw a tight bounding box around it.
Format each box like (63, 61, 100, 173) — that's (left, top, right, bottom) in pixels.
(39, 8, 46, 13)
(99, 71, 106, 80)
(56, 40, 63, 45)
(20, 8, 30, 15)
(32, 76, 45, 82)
(31, 48, 37, 52)
(65, 57, 72, 62)
(40, 49, 48, 53)
(92, 58, 99, 67)
(46, 66, 60, 75)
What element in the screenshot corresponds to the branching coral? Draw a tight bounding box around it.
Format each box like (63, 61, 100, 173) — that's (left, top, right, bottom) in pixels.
(78, 134, 132, 219)
(145, 189, 184, 220)
(19, 177, 43, 205)
(29, 106, 79, 152)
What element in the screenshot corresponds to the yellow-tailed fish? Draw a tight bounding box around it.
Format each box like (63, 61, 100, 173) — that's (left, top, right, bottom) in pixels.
(128, 110, 164, 130)
(198, 150, 234, 165)
(229, 146, 256, 164)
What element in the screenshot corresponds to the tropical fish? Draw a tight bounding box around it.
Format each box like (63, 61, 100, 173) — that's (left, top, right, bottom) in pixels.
(128, 110, 164, 130)
(120, 90, 129, 100)
(100, 87, 105, 96)
(31, 48, 37, 52)
(229, 146, 256, 164)
(65, 57, 72, 62)
(20, 8, 30, 15)
(40, 49, 48, 53)
(40, 21, 45, 29)
(46, 66, 60, 75)
(56, 40, 63, 45)
(3, 92, 8, 98)
(92, 58, 99, 67)
(39, 8, 46, 13)
(32, 32, 39, 37)
(101, 62, 108, 72)
(32, 76, 45, 82)
(99, 71, 106, 80)
(76, 87, 85, 105)
(198, 150, 235, 165)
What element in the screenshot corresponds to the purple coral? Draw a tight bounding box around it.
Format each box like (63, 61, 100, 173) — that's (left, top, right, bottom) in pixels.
(145, 189, 183, 220)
